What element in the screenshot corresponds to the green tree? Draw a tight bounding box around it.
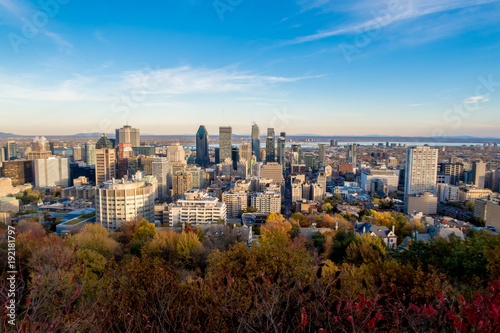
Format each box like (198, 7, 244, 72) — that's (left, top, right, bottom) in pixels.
(133, 220, 157, 241)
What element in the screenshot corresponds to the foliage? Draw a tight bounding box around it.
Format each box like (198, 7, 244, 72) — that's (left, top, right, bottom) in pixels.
(1, 219, 500, 332)
(265, 212, 285, 223)
(133, 219, 156, 241)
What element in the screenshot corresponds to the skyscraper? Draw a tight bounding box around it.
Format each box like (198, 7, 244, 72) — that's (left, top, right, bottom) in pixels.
(404, 146, 439, 195)
(239, 143, 252, 173)
(231, 146, 239, 171)
(116, 124, 140, 147)
(347, 143, 357, 165)
(167, 143, 186, 163)
(152, 157, 172, 200)
(95, 148, 117, 184)
(318, 144, 326, 165)
(472, 160, 486, 189)
(291, 144, 302, 164)
(277, 132, 286, 167)
(96, 133, 114, 149)
(117, 143, 134, 178)
(5, 141, 17, 161)
(85, 141, 96, 166)
(195, 125, 210, 165)
(266, 128, 275, 162)
(219, 126, 232, 161)
(251, 124, 261, 162)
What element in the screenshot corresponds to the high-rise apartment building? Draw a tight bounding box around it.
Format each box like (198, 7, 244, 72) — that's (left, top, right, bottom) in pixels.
(172, 171, 192, 199)
(116, 124, 140, 147)
(219, 126, 232, 162)
(251, 191, 281, 214)
(441, 162, 463, 185)
(195, 125, 210, 165)
(222, 191, 248, 218)
(33, 157, 70, 187)
(472, 160, 486, 189)
(251, 124, 261, 162)
(266, 128, 275, 162)
(95, 148, 117, 184)
(95, 179, 155, 231)
(404, 146, 438, 196)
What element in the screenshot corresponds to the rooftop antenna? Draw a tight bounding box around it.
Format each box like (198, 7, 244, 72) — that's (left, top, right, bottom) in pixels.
(223, 110, 225, 125)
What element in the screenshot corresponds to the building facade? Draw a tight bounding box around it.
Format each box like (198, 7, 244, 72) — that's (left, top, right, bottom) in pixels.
(95, 179, 155, 231)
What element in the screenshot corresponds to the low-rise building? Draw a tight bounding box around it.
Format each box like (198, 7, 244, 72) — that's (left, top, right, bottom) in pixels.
(354, 222, 398, 249)
(405, 192, 438, 215)
(166, 190, 227, 226)
(475, 196, 500, 232)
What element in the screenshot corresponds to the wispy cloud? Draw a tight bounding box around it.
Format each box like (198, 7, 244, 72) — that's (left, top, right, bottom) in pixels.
(287, 0, 500, 45)
(465, 95, 490, 104)
(0, 65, 323, 102)
(0, 0, 72, 51)
(119, 66, 323, 95)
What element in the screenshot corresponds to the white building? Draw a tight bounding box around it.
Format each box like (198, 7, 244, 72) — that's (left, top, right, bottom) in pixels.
(95, 178, 155, 231)
(222, 191, 248, 218)
(405, 146, 438, 195)
(292, 182, 303, 202)
(167, 190, 227, 226)
(152, 157, 172, 200)
(251, 191, 281, 214)
(437, 183, 460, 202)
(33, 157, 70, 188)
(167, 143, 186, 163)
(360, 169, 399, 195)
(311, 183, 325, 202)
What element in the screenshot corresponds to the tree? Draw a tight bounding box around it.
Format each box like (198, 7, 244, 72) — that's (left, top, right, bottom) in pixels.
(176, 231, 203, 269)
(324, 229, 356, 264)
(71, 224, 121, 259)
(133, 220, 156, 241)
(346, 233, 387, 266)
(290, 212, 308, 226)
(468, 216, 485, 227)
(238, 206, 258, 218)
(266, 213, 285, 223)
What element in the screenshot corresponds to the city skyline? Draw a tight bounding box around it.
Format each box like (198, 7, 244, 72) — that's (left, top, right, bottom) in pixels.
(0, 0, 499, 136)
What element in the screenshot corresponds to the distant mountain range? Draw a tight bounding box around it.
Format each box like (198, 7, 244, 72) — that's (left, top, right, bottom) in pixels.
(1, 132, 499, 141)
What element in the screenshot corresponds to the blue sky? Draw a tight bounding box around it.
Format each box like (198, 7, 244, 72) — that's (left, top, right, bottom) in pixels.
(0, 0, 499, 137)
